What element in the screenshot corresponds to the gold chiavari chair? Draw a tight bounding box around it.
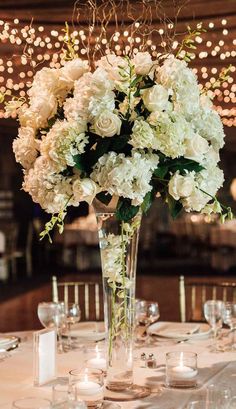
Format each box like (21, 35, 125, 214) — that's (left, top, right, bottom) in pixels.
(52, 275, 103, 321)
(179, 275, 236, 322)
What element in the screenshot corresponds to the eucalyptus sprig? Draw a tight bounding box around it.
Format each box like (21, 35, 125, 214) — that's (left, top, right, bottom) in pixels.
(176, 23, 206, 62)
(61, 22, 78, 61)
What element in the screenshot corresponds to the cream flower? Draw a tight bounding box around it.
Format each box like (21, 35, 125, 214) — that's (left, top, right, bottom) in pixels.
(130, 119, 155, 149)
(59, 58, 89, 88)
(73, 178, 100, 205)
(13, 127, 38, 169)
(168, 172, 195, 201)
(142, 84, 170, 112)
(92, 110, 122, 137)
(132, 52, 153, 75)
(185, 133, 209, 162)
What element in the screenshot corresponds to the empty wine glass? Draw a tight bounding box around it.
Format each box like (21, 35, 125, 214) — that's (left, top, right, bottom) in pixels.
(204, 300, 223, 351)
(12, 397, 51, 409)
(65, 303, 81, 349)
(37, 302, 66, 353)
(222, 302, 236, 349)
(135, 300, 160, 343)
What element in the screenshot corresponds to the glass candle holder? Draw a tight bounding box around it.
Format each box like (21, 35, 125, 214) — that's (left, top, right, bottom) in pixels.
(166, 351, 198, 388)
(69, 368, 104, 409)
(12, 397, 52, 409)
(86, 345, 106, 372)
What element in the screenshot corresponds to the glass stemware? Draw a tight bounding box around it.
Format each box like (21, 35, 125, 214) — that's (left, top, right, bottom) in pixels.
(203, 300, 223, 352)
(222, 302, 236, 349)
(37, 302, 66, 353)
(12, 397, 51, 409)
(65, 303, 81, 349)
(135, 300, 160, 344)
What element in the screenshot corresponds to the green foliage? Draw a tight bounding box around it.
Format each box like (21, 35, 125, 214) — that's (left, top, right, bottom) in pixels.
(141, 190, 156, 214)
(176, 22, 206, 62)
(166, 195, 183, 219)
(39, 209, 67, 243)
(96, 192, 112, 206)
(61, 22, 78, 61)
(115, 197, 140, 222)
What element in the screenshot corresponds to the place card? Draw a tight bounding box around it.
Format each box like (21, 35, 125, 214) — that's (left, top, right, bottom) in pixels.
(33, 328, 57, 386)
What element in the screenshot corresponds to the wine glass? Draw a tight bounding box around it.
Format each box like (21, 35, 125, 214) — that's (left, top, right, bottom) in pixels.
(37, 302, 66, 353)
(135, 300, 160, 343)
(204, 300, 223, 351)
(12, 397, 51, 409)
(65, 303, 81, 349)
(222, 302, 236, 349)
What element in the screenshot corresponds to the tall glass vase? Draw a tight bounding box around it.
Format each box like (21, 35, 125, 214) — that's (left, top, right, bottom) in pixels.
(93, 198, 141, 391)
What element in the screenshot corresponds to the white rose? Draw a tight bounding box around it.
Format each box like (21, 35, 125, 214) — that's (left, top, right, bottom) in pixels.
(142, 84, 169, 112)
(93, 110, 122, 137)
(182, 189, 208, 212)
(28, 91, 57, 128)
(169, 172, 195, 201)
(132, 52, 153, 75)
(30, 68, 59, 95)
(73, 178, 99, 205)
(185, 133, 209, 161)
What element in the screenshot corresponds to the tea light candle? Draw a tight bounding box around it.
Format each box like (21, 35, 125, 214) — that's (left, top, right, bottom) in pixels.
(171, 365, 198, 380)
(77, 374, 103, 396)
(87, 345, 106, 371)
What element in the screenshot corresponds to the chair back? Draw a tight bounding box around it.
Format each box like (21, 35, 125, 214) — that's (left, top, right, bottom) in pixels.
(179, 275, 236, 322)
(52, 276, 103, 321)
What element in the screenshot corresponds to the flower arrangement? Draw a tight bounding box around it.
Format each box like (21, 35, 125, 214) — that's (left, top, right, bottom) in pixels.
(10, 49, 231, 240)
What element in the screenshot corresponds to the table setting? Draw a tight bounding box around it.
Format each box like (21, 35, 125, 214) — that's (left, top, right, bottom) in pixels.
(0, 298, 236, 409)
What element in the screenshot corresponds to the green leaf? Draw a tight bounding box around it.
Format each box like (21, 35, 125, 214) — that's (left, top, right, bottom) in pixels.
(115, 198, 140, 222)
(73, 154, 87, 172)
(88, 138, 111, 168)
(96, 192, 112, 206)
(167, 195, 183, 219)
(110, 135, 130, 153)
(169, 158, 204, 174)
(153, 165, 169, 179)
(141, 190, 156, 214)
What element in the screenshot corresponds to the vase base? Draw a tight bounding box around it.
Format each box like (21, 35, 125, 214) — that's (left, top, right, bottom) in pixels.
(104, 384, 151, 401)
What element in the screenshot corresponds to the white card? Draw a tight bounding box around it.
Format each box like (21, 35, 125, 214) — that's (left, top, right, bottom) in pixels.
(33, 328, 57, 386)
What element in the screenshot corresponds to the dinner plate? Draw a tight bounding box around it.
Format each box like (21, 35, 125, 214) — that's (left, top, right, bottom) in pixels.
(67, 322, 106, 342)
(0, 335, 19, 350)
(147, 321, 211, 340)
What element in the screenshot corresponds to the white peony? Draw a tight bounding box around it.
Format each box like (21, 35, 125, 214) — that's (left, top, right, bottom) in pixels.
(92, 110, 122, 137)
(73, 177, 100, 205)
(142, 84, 170, 112)
(13, 127, 38, 169)
(168, 172, 195, 200)
(59, 58, 89, 88)
(40, 119, 88, 170)
(132, 52, 153, 75)
(130, 119, 156, 149)
(184, 132, 209, 162)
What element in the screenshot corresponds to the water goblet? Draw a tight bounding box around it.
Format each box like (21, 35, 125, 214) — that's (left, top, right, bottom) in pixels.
(65, 303, 81, 349)
(203, 300, 223, 352)
(222, 302, 236, 349)
(135, 300, 160, 344)
(37, 302, 66, 353)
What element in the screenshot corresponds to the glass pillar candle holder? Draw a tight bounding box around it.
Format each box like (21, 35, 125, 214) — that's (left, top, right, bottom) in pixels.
(166, 351, 198, 388)
(69, 368, 104, 409)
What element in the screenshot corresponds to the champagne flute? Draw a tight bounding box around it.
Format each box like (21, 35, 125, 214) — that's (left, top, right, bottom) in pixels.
(65, 303, 81, 349)
(37, 302, 66, 353)
(204, 300, 223, 352)
(222, 302, 236, 349)
(135, 300, 160, 343)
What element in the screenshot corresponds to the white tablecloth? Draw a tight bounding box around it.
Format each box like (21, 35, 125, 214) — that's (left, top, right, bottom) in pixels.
(0, 327, 235, 408)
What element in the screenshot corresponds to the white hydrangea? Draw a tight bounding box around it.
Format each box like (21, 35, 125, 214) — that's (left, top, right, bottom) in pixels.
(40, 119, 88, 171)
(192, 108, 225, 150)
(64, 68, 115, 121)
(13, 127, 39, 169)
(151, 112, 190, 158)
(23, 156, 74, 213)
(130, 119, 156, 149)
(157, 55, 199, 116)
(91, 151, 159, 205)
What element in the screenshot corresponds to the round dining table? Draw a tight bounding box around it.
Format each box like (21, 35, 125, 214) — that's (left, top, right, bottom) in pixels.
(0, 324, 235, 409)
